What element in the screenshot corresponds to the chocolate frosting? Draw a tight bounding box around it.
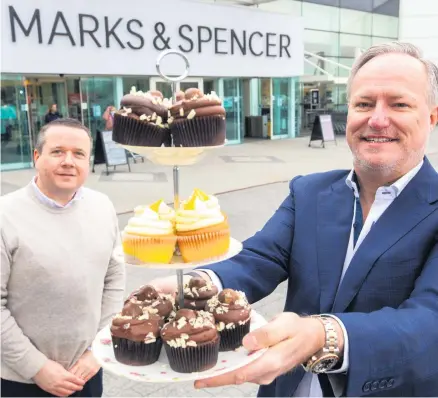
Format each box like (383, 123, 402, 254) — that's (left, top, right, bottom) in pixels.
(121, 301, 143, 318)
(160, 309, 218, 346)
(120, 94, 168, 119)
(182, 277, 218, 310)
(110, 312, 164, 342)
(169, 90, 225, 119)
(128, 285, 175, 319)
(206, 289, 251, 325)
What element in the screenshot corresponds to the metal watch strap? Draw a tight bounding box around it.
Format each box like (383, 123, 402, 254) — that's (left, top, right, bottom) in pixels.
(315, 316, 340, 355)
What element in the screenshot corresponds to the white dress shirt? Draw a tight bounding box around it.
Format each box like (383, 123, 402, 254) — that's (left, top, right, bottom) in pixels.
(199, 160, 423, 397)
(31, 177, 84, 208)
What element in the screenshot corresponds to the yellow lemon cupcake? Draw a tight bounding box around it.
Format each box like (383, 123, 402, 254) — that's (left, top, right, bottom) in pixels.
(123, 200, 176, 264)
(176, 189, 230, 263)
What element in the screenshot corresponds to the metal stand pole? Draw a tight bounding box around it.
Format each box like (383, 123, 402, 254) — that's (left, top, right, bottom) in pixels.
(174, 165, 184, 310)
(155, 49, 191, 311)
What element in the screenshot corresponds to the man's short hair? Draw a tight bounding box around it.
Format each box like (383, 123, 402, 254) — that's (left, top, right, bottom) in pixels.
(347, 41, 438, 107)
(35, 118, 93, 154)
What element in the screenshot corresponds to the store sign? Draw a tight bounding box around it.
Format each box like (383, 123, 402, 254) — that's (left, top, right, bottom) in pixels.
(1, 0, 304, 77)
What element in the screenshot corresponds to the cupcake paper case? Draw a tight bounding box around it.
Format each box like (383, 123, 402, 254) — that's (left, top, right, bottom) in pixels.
(176, 189, 230, 263)
(110, 301, 164, 366)
(206, 289, 251, 351)
(169, 88, 226, 147)
(161, 309, 220, 373)
(112, 87, 171, 147)
(122, 199, 176, 264)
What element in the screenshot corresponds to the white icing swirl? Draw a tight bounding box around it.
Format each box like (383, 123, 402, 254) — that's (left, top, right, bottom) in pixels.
(134, 201, 175, 222)
(176, 197, 225, 232)
(124, 208, 174, 236)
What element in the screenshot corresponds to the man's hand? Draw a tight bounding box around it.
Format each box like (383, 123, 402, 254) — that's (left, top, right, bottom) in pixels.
(194, 312, 344, 389)
(69, 350, 101, 382)
(33, 359, 85, 397)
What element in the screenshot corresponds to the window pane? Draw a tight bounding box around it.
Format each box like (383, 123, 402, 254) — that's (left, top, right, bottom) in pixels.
(340, 0, 373, 12)
(123, 77, 149, 94)
(340, 8, 372, 35)
(302, 2, 339, 31)
(372, 14, 398, 38)
(373, 0, 400, 16)
(339, 34, 372, 76)
(257, 0, 302, 15)
(303, 0, 339, 6)
(304, 30, 340, 76)
(1, 75, 33, 171)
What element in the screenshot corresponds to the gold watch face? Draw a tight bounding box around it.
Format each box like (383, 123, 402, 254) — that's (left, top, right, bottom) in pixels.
(311, 354, 339, 373)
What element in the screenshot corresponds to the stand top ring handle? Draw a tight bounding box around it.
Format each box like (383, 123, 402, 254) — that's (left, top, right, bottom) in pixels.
(155, 49, 190, 83)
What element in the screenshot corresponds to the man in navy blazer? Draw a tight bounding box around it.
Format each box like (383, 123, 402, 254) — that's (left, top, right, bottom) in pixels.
(151, 41, 438, 396)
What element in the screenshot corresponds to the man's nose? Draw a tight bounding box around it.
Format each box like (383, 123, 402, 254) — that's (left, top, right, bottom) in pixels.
(62, 152, 75, 165)
(368, 105, 390, 130)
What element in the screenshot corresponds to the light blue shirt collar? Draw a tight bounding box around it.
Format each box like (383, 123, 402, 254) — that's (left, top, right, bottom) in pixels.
(345, 160, 424, 198)
(32, 177, 84, 209)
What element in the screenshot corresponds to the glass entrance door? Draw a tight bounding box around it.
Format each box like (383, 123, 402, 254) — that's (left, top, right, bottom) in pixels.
(218, 78, 243, 145)
(26, 78, 68, 147)
(272, 78, 295, 139)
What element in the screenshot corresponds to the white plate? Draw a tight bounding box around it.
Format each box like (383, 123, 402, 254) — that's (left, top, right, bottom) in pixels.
(119, 144, 224, 166)
(121, 238, 243, 269)
(92, 310, 267, 383)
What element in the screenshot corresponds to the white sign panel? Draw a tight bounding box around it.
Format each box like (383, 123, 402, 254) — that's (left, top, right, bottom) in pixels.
(1, 0, 304, 77)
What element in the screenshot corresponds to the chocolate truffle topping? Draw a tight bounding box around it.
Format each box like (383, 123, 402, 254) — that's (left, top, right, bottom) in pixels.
(161, 309, 217, 348)
(206, 289, 251, 330)
(182, 277, 218, 310)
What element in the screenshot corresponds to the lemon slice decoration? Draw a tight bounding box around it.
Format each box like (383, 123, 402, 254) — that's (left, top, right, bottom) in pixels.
(194, 188, 209, 201)
(149, 199, 163, 213)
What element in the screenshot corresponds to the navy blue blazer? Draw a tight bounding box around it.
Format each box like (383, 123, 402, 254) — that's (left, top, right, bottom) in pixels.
(198, 157, 438, 397)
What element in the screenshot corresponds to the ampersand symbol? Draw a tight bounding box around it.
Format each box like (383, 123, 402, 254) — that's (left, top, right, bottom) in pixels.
(153, 22, 171, 50)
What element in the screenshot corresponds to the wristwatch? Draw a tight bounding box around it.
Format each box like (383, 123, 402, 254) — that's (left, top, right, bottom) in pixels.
(303, 316, 340, 374)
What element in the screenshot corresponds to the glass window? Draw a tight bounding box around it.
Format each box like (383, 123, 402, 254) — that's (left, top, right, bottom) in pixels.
(302, 2, 340, 31)
(340, 0, 373, 12)
(340, 8, 372, 35)
(371, 36, 395, 45)
(122, 77, 149, 94)
(272, 78, 295, 137)
(339, 34, 372, 76)
(373, 0, 399, 16)
(1, 75, 33, 171)
(303, 0, 339, 6)
(372, 14, 398, 38)
(220, 78, 242, 144)
(304, 30, 340, 76)
(257, 0, 302, 16)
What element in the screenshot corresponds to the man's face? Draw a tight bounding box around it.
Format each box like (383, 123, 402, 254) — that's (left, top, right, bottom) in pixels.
(346, 53, 438, 175)
(34, 126, 91, 196)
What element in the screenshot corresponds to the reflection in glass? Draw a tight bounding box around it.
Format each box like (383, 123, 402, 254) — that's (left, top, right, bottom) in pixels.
(155, 82, 173, 99)
(302, 2, 339, 31)
(123, 77, 149, 93)
(1, 75, 32, 170)
(340, 8, 372, 35)
(304, 30, 340, 77)
(272, 78, 294, 137)
(222, 78, 242, 143)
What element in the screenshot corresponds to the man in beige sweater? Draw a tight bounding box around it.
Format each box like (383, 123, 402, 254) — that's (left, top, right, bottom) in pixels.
(0, 118, 126, 397)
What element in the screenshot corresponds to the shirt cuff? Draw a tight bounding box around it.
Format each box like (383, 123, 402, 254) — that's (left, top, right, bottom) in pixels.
(321, 314, 349, 373)
(195, 269, 224, 292)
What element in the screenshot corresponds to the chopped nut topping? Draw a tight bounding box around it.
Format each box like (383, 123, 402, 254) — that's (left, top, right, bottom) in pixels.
(187, 109, 196, 119)
(179, 108, 184, 117)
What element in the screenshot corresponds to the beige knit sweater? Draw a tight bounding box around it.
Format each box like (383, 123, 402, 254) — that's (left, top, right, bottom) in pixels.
(0, 183, 125, 383)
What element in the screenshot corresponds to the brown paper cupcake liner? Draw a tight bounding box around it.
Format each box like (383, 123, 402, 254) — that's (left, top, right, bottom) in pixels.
(113, 113, 170, 147)
(170, 116, 226, 147)
(219, 321, 251, 352)
(164, 337, 220, 373)
(112, 336, 162, 366)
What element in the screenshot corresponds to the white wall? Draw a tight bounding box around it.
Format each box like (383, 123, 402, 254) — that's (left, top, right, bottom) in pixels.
(399, 0, 438, 65)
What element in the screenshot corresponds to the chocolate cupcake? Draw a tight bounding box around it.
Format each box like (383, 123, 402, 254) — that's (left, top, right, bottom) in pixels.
(112, 87, 171, 147)
(160, 309, 219, 373)
(169, 88, 226, 147)
(206, 289, 251, 351)
(127, 285, 176, 321)
(110, 301, 164, 366)
(181, 276, 218, 310)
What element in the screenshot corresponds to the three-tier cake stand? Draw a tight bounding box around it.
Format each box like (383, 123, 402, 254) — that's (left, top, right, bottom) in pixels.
(92, 49, 267, 383)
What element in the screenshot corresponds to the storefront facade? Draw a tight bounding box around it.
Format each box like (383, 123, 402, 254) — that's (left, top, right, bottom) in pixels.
(1, 0, 399, 171)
